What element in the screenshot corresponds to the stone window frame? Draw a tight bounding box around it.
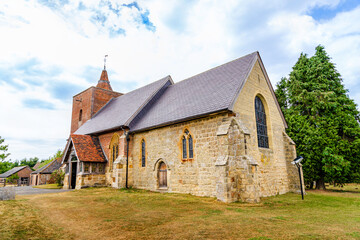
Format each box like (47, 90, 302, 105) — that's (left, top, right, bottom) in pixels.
(180, 128, 195, 162)
(255, 95, 269, 148)
(109, 133, 120, 172)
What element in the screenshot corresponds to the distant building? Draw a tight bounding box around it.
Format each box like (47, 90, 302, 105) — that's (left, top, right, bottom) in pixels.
(33, 162, 42, 170)
(30, 158, 62, 185)
(61, 52, 300, 203)
(0, 166, 32, 185)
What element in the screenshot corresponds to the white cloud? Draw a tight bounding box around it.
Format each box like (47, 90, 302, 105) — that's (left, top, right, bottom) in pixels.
(0, 0, 359, 160)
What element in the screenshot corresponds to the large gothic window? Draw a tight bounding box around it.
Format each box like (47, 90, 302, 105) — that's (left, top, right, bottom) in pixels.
(255, 96, 269, 148)
(141, 139, 146, 167)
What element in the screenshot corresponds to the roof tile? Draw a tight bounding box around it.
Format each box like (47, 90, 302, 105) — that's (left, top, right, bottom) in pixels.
(71, 134, 107, 163)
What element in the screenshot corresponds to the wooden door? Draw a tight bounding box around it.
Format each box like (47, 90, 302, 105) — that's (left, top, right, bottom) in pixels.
(158, 162, 167, 188)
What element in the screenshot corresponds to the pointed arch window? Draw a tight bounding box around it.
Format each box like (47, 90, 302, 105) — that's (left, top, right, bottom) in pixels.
(141, 139, 146, 167)
(188, 135, 193, 159)
(255, 96, 269, 148)
(181, 129, 194, 160)
(182, 136, 187, 159)
(79, 109, 83, 122)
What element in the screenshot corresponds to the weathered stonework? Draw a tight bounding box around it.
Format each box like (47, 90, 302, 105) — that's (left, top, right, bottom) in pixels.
(63, 59, 301, 203)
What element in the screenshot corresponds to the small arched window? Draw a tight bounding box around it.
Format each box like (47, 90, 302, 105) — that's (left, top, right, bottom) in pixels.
(255, 96, 269, 148)
(141, 140, 146, 167)
(182, 136, 187, 159)
(188, 135, 193, 159)
(79, 109, 83, 121)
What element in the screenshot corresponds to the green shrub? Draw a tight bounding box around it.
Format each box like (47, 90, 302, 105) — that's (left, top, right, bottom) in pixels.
(51, 170, 65, 186)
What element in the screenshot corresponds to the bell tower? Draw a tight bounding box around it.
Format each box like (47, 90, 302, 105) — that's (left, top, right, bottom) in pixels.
(70, 57, 122, 133)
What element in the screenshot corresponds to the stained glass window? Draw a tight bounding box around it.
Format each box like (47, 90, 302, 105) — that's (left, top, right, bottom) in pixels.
(255, 96, 269, 148)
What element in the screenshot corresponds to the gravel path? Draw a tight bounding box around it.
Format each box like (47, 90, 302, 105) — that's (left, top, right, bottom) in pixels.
(13, 186, 72, 195)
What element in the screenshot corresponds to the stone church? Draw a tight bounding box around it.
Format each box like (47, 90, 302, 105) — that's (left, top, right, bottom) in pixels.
(61, 52, 300, 203)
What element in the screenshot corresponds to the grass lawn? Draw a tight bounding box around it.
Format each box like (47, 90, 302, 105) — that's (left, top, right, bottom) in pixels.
(0, 188, 359, 240)
(33, 184, 62, 189)
(326, 183, 360, 193)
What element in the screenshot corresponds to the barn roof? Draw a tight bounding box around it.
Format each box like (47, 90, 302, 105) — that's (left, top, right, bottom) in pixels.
(31, 158, 62, 174)
(0, 166, 28, 178)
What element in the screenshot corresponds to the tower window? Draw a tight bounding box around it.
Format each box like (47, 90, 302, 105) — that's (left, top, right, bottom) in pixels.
(79, 109, 83, 122)
(255, 96, 269, 148)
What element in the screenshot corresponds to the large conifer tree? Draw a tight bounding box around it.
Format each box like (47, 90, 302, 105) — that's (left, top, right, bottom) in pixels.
(276, 45, 360, 189)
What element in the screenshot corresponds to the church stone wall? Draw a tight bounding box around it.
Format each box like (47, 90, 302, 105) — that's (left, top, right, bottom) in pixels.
(131, 113, 229, 198)
(232, 60, 300, 197)
(75, 173, 107, 189)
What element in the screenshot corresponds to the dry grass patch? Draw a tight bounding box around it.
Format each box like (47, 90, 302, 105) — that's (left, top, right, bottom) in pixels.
(0, 198, 73, 240)
(2, 187, 359, 240)
(33, 184, 62, 189)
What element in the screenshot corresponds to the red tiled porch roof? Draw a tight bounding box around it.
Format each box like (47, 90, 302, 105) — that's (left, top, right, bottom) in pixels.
(71, 134, 107, 163)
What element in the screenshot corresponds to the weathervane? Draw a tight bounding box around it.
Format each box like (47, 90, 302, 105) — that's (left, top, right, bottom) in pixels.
(104, 55, 108, 70)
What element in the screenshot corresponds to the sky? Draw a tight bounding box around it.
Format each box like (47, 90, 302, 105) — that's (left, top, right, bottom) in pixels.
(0, 0, 359, 161)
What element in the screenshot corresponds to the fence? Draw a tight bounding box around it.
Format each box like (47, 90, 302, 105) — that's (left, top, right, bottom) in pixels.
(0, 178, 29, 187)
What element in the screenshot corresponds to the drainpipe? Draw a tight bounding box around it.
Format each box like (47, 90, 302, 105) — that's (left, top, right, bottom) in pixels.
(125, 131, 130, 189)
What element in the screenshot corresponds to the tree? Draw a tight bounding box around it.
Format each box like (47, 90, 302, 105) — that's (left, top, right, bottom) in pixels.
(275, 45, 360, 189)
(0, 136, 10, 161)
(20, 157, 39, 168)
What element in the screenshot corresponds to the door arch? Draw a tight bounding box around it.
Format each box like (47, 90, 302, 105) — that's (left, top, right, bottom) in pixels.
(158, 162, 167, 188)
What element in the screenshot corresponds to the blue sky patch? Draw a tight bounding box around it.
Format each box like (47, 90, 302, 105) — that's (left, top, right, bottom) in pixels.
(82, 65, 103, 83)
(109, 27, 126, 37)
(91, 11, 107, 26)
(309, 0, 360, 21)
(38, 0, 69, 10)
(78, 2, 86, 11)
(23, 98, 55, 110)
(122, 2, 141, 11)
(140, 10, 156, 31)
(49, 81, 83, 101)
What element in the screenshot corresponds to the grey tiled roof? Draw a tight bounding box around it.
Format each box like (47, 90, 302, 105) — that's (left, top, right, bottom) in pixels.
(0, 166, 27, 178)
(131, 52, 258, 131)
(75, 75, 172, 134)
(75, 52, 260, 134)
(31, 158, 62, 174)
